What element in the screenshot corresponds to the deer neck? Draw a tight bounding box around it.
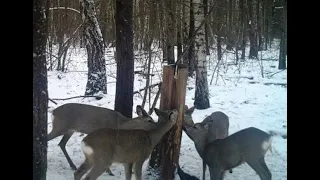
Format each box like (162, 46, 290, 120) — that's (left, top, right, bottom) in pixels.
(194, 135, 208, 159)
(149, 121, 174, 148)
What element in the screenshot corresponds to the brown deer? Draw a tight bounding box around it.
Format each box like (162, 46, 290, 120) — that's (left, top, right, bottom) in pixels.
(182, 107, 230, 180)
(74, 108, 178, 180)
(47, 103, 154, 175)
(203, 127, 273, 180)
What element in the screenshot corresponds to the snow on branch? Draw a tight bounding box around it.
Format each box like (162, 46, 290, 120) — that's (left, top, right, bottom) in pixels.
(49, 7, 80, 14)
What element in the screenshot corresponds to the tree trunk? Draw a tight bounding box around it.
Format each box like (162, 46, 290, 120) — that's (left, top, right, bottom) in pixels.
(216, 0, 223, 61)
(182, 0, 189, 64)
(114, 0, 134, 118)
(262, 0, 268, 50)
(159, 67, 188, 180)
(269, 1, 275, 48)
(148, 66, 175, 173)
(278, 0, 287, 69)
(166, 0, 175, 64)
(188, 0, 196, 76)
(204, 0, 210, 55)
(248, 0, 258, 59)
(142, 2, 156, 108)
(240, 0, 247, 60)
(226, 0, 234, 50)
(257, 0, 263, 51)
(33, 0, 48, 179)
(177, 0, 183, 58)
(194, 0, 210, 109)
(81, 0, 108, 96)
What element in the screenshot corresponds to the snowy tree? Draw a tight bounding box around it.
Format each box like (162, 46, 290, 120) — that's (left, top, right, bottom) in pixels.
(33, 0, 48, 179)
(80, 0, 108, 96)
(193, 0, 210, 109)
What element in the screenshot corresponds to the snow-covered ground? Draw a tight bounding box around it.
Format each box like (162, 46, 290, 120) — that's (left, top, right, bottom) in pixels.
(46, 44, 287, 180)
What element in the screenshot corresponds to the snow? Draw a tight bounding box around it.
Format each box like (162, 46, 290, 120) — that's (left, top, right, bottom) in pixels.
(46, 44, 287, 180)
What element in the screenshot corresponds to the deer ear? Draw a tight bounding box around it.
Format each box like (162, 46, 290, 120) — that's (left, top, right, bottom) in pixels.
(136, 105, 143, 117)
(137, 105, 149, 117)
(169, 109, 178, 122)
(154, 108, 162, 116)
(185, 106, 195, 115)
(184, 105, 189, 112)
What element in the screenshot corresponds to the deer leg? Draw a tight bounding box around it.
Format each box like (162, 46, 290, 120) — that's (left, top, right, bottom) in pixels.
(259, 157, 272, 180)
(133, 160, 144, 180)
(124, 163, 133, 180)
(220, 171, 226, 180)
(105, 168, 114, 176)
(74, 158, 91, 180)
(208, 167, 222, 180)
(83, 161, 111, 180)
(202, 160, 206, 180)
(58, 131, 76, 170)
(246, 159, 271, 180)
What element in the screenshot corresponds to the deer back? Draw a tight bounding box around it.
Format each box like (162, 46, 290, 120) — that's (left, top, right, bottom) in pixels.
(81, 108, 178, 163)
(52, 103, 153, 134)
(203, 127, 272, 170)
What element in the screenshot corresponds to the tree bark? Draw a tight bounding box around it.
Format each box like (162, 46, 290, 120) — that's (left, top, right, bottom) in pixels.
(188, 0, 196, 76)
(165, 0, 175, 64)
(114, 0, 134, 118)
(177, 0, 183, 58)
(216, 0, 223, 61)
(278, 0, 287, 69)
(160, 67, 188, 180)
(194, 0, 210, 109)
(204, 0, 210, 55)
(240, 0, 247, 60)
(226, 0, 234, 50)
(33, 0, 49, 179)
(81, 0, 108, 96)
(248, 0, 258, 59)
(148, 66, 175, 172)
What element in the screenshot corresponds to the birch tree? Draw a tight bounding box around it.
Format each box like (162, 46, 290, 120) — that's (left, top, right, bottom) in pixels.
(81, 0, 108, 96)
(194, 0, 210, 109)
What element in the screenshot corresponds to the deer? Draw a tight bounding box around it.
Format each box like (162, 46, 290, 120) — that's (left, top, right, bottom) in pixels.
(182, 107, 231, 180)
(47, 103, 155, 175)
(74, 108, 179, 180)
(203, 127, 273, 180)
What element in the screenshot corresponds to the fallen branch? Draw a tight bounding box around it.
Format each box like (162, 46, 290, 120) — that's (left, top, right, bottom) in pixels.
(133, 82, 161, 94)
(268, 69, 286, 78)
(263, 82, 287, 86)
(134, 70, 155, 77)
(51, 95, 103, 101)
(261, 58, 278, 61)
(49, 98, 58, 105)
(225, 76, 254, 80)
(248, 81, 287, 86)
